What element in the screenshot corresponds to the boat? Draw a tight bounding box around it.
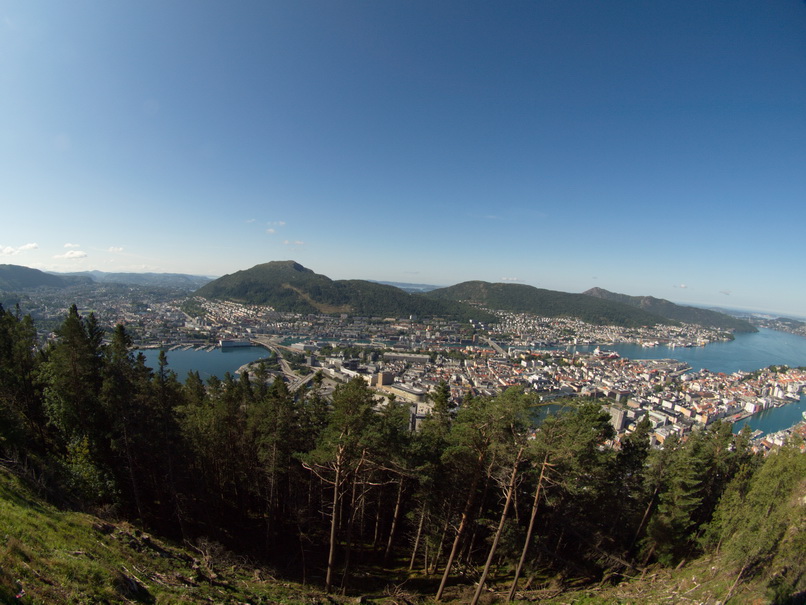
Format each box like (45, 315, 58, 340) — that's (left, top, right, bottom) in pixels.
(802, 410, 806, 421)
(219, 339, 253, 349)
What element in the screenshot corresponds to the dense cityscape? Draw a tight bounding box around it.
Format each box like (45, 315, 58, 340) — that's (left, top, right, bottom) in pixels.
(2, 272, 805, 603)
(11, 281, 806, 455)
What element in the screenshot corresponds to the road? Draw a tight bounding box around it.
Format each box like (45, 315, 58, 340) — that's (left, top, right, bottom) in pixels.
(250, 336, 314, 392)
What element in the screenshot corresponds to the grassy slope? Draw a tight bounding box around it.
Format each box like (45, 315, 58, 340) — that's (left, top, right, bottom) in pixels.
(0, 466, 778, 605)
(0, 468, 332, 604)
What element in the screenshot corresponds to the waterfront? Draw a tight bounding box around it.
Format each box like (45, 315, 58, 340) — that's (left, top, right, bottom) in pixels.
(731, 394, 806, 437)
(566, 328, 806, 374)
(140, 345, 271, 380)
(140, 328, 806, 437)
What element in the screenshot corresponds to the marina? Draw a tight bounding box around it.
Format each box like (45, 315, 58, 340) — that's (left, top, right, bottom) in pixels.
(139, 327, 806, 438)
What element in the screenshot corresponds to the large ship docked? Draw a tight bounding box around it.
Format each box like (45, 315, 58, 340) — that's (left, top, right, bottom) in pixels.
(219, 339, 253, 349)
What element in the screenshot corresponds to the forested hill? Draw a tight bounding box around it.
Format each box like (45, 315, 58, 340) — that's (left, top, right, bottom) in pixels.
(426, 281, 675, 327)
(1, 305, 805, 602)
(583, 287, 757, 333)
(194, 260, 495, 321)
(61, 270, 213, 289)
(0, 264, 92, 290)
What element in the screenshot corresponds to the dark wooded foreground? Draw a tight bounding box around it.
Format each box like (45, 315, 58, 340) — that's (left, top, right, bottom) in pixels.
(1, 304, 803, 602)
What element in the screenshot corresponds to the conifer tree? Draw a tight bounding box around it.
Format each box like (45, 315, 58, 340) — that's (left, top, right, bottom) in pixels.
(301, 377, 380, 593)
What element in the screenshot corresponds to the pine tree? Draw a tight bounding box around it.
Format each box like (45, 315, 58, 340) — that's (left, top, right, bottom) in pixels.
(301, 377, 380, 593)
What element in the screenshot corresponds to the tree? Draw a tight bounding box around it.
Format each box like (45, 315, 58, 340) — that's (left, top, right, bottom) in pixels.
(247, 376, 297, 546)
(39, 305, 112, 505)
(40, 305, 105, 444)
(507, 400, 616, 597)
(0, 304, 42, 458)
(435, 387, 532, 601)
(712, 440, 806, 602)
(301, 377, 380, 593)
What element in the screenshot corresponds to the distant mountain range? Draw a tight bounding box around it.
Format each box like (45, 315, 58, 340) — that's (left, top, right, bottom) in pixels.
(425, 281, 674, 327)
(1, 262, 757, 332)
(0, 264, 93, 290)
(370, 280, 442, 293)
(196, 261, 756, 331)
(582, 287, 757, 333)
(195, 261, 496, 322)
(60, 270, 213, 289)
(0, 265, 212, 291)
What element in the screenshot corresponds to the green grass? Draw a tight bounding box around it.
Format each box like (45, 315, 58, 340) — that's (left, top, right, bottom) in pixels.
(0, 467, 782, 604)
(0, 468, 335, 604)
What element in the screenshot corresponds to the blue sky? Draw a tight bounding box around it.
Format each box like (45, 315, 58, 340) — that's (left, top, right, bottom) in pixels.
(1, 1, 805, 317)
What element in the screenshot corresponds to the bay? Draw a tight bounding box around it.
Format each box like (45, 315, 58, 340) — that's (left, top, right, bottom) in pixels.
(138, 329, 806, 436)
(731, 394, 806, 436)
(139, 346, 272, 380)
(565, 328, 806, 436)
(564, 328, 806, 374)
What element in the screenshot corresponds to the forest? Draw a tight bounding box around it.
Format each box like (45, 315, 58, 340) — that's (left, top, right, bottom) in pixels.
(0, 303, 804, 603)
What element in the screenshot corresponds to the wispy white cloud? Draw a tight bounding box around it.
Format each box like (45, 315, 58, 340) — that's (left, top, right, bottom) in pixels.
(108, 246, 124, 253)
(266, 228, 276, 234)
(674, 284, 688, 289)
(268, 221, 286, 226)
(283, 240, 304, 246)
(501, 277, 521, 282)
(64, 242, 81, 248)
(1, 242, 38, 256)
(245, 218, 256, 224)
(54, 250, 87, 259)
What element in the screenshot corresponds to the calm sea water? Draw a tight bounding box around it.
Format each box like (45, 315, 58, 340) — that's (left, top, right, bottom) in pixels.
(140, 328, 806, 435)
(566, 328, 806, 436)
(565, 328, 806, 374)
(139, 346, 272, 380)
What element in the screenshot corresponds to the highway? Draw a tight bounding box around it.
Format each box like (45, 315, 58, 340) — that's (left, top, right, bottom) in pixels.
(250, 336, 313, 392)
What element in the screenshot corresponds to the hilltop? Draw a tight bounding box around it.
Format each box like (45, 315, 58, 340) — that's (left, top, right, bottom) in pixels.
(197, 262, 759, 331)
(583, 287, 757, 333)
(0, 264, 212, 292)
(426, 280, 675, 327)
(60, 270, 213, 289)
(0, 264, 92, 291)
(195, 260, 496, 321)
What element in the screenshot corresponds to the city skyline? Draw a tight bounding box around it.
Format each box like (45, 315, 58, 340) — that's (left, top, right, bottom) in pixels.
(2, 1, 805, 317)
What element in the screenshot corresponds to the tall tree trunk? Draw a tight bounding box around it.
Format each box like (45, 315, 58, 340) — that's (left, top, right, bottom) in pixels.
(325, 446, 344, 593)
(435, 453, 485, 601)
(340, 451, 367, 593)
(122, 424, 144, 521)
(372, 492, 382, 548)
(508, 452, 550, 602)
(471, 448, 523, 605)
(630, 484, 660, 552)
(409, 501, 427, 571)
(430, 513, 449, 574)
(384, 476, 405, 562)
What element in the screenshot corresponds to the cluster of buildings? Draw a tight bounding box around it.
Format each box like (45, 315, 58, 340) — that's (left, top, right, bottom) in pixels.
(314, 341, 805, 447)
(17, 287, 805, 450)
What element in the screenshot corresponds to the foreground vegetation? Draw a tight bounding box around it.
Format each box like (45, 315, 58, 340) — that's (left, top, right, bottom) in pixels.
(0, 468, 337, 604)
(1, 304, 804, 603)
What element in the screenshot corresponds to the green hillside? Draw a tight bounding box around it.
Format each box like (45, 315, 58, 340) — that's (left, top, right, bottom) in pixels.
(62, 270, 213, 289)
(195, 261, 495, 321)
(0, 467, 332, 604)
(584, 287, 757, 333)
(0, 264, 91, 291)
(426, 281, 675, 327)
(2, 302, 804, 603)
